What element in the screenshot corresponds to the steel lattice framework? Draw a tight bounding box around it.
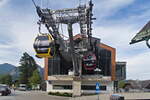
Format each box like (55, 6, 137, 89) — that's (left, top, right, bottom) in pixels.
(33, 0, 97, 76)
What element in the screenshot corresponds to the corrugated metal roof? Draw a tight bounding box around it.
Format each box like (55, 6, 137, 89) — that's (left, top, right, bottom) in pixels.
(130, 21, 150, 44)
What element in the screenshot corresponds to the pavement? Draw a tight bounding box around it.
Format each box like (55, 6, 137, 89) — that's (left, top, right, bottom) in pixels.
(0, 90, 70, 100)
(71, 93, 150, 100)
(1, 90, 150, 100)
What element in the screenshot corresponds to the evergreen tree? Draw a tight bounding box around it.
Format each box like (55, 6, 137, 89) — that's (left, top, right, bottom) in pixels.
(18, 52, 37, 85)
(29, 69, 41, 88)
(0, 74, 12, 86)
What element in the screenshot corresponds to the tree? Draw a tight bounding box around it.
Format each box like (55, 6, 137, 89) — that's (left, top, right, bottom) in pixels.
(29, 69, 41, 89)
(18, 52, 37, 85)
(119, 80, 125, 88)
(0, 74, 12, 86)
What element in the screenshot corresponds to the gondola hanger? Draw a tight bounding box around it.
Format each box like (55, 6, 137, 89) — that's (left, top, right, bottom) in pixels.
(38, 21, 42, 35)
(33, 21, 55, 58)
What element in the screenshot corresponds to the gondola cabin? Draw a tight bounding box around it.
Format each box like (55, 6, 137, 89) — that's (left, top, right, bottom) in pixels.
(33, 33, 55, 58)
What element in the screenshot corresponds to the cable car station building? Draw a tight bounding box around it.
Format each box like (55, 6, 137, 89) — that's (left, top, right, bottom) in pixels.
(32, 0, 127, 96)
(43, 35, 122, 95)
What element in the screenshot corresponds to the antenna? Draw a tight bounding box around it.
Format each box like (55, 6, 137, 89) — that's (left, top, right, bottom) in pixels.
(79, 0, 81, 5)
(40, 0, 43, 8)
(31, 0, 37, 8)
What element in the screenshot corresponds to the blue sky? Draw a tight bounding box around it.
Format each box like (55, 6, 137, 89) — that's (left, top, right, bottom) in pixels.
(0, 0, 150, 80)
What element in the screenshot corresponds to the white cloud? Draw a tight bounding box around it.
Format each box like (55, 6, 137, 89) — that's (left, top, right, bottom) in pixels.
(0, 0, 9, 7)
(0, 47, 19, 65)
(0, 3, 44, 66)
(93, 23, 145, 57)
(0, 43, 13, 49)
(94, 0, 135, 19)
(126, 51, 150, 80)
(93, 25, 136, 46)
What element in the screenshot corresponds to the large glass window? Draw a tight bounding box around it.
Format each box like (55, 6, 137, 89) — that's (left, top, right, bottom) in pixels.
(48, 56, 61, 75)
(116, 62, 126, 80)
(48, 55, 72, 75)
(53, 85, 72, 90)
(99, 48, 111, 76)
(82, 47, 112, 76)
(81, 85, 107, 90)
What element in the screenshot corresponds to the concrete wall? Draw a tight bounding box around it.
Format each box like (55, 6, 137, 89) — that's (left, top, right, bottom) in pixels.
(46, 80, 72, 93)
(46, 79, 114, 94)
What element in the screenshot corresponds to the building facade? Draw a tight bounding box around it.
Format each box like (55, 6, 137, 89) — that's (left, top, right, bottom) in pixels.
(43, 36, 118, 94)
(116, 62, 126, 81)
(114, 62, 126, 92)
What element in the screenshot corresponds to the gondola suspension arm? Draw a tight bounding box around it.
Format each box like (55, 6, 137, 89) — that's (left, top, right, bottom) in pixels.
(146, 38, 150, 48)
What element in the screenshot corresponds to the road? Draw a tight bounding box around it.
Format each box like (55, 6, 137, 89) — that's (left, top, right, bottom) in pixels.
(1, 90, 150, 100)
(0, 90, 70, 100)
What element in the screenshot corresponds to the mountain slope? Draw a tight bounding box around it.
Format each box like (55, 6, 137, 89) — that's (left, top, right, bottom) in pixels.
(0, 63, 44, 80)
(0, 63, 16, 75)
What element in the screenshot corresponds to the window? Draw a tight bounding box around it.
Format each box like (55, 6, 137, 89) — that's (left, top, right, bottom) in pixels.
(99, 48, 111, 76)
(81, 85, 107, 90)
(53, 85, 72, 90)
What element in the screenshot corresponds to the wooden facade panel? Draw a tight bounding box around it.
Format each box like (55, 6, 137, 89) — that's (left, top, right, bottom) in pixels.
(99, 43, 116, 81)
(44, 58, 49, 80)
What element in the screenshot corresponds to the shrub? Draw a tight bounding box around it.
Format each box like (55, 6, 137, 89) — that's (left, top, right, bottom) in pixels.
(48, 92, 72, 97)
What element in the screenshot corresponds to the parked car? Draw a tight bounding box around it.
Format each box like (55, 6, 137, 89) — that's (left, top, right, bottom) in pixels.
(0, 85, 11, 96)
(18, 84, 27, 91)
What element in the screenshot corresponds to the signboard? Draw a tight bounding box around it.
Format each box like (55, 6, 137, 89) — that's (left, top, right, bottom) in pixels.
(130, 21, 150, 44)
(96, 82, 100, 94)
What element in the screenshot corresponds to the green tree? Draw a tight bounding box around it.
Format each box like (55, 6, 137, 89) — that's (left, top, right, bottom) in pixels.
(29, 69, 41, 88)
(0, 74, 12, 86)
(18, 52, 37, 85)
(118, 80, 125, 88)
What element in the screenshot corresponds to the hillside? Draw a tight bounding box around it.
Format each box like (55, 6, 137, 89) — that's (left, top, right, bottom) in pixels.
(0, 63, 16, 75)
(0, 63, 44, 80)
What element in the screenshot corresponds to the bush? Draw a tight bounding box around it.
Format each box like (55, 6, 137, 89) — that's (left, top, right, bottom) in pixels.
(48, 92, 72, 97)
